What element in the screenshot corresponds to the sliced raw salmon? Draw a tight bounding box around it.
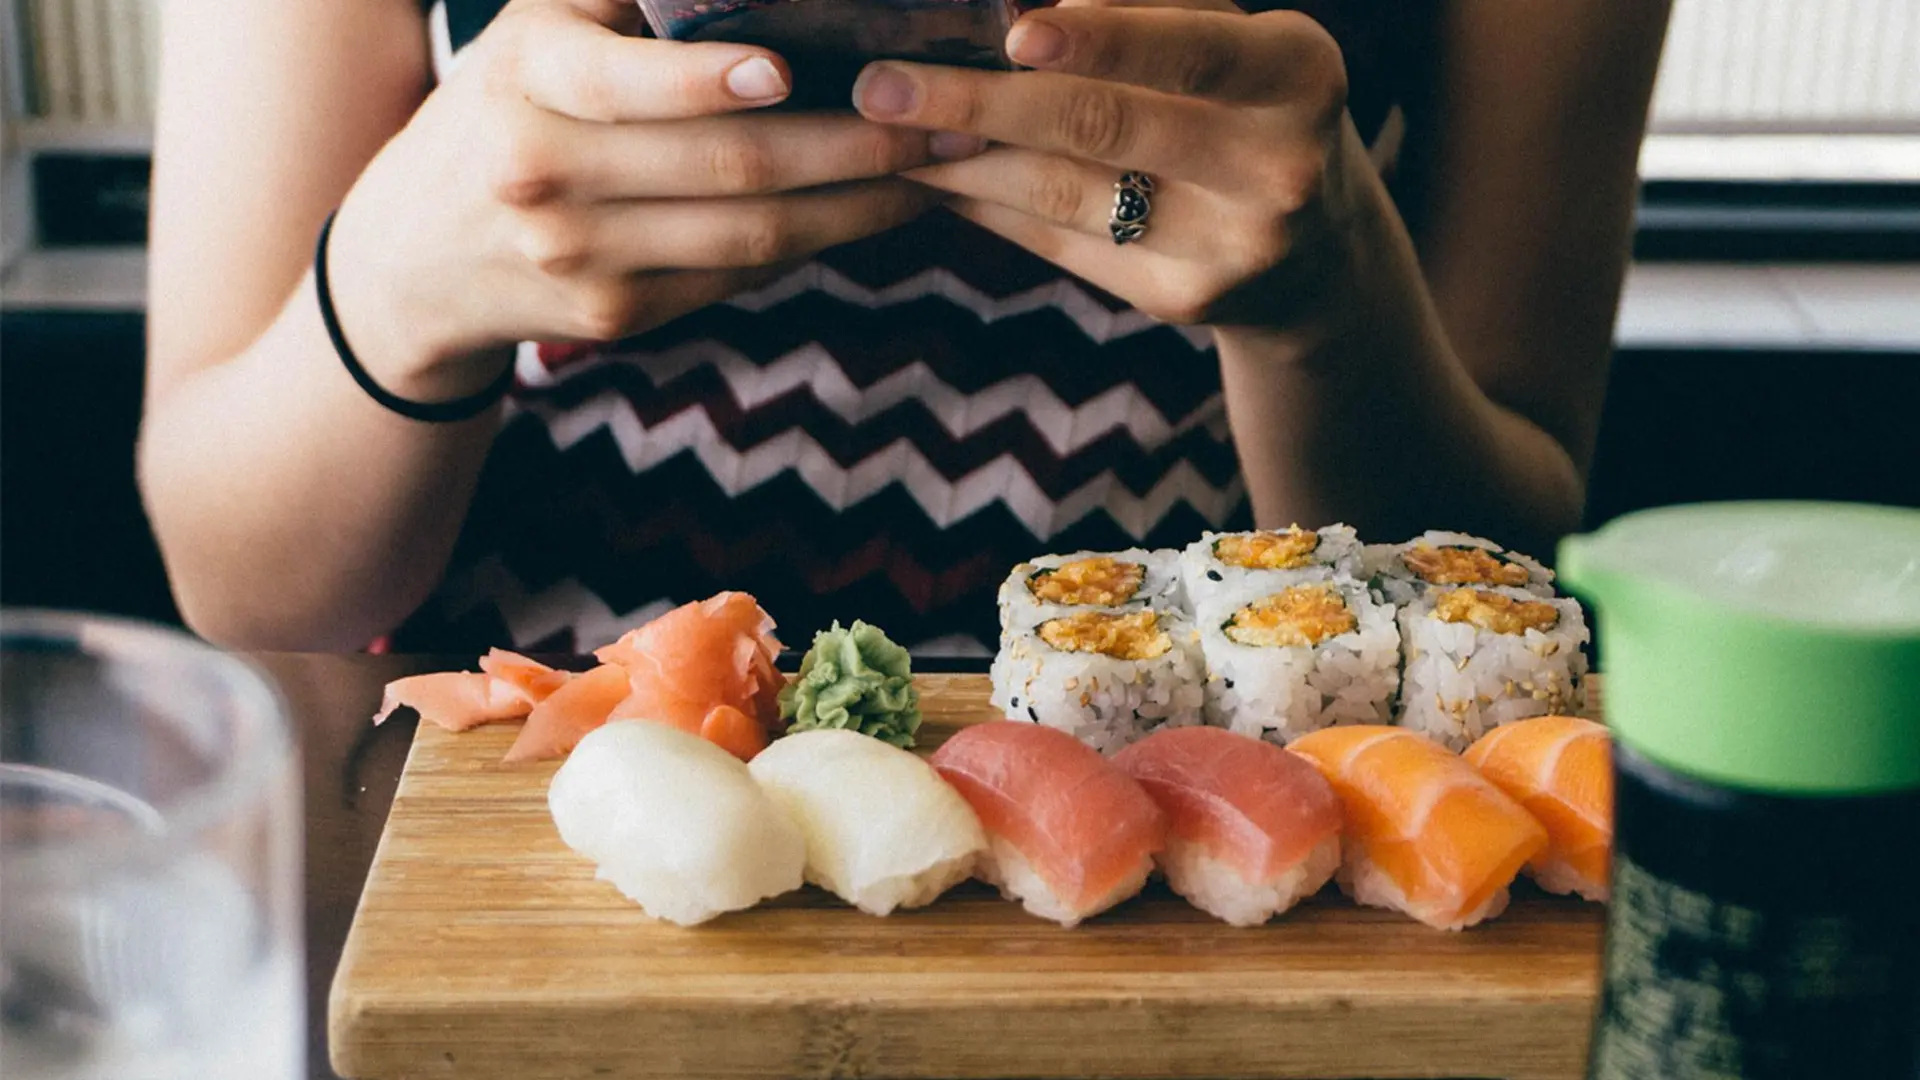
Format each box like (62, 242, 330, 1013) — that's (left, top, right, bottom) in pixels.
(1289, 725, 1547, 931)
(1463, 716, 1613, 902)
(373, 672, 528, 732)
(930, 721, 1166, 927)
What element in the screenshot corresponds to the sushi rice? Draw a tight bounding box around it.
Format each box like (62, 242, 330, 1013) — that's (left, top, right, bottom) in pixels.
(1397, 584, 1590, 751)
(1372, 531, 1555, 606)
(997, 548, 1184, 634)
(990, 608, 1207, 754)
(1195, 578, 1401, 745)
(1179, 525, 1364, 612)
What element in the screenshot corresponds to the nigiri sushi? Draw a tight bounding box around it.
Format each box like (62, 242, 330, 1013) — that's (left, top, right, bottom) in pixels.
(505, 664, 633, 764)
(1463, 716, 1613, 902)
(601, 592, 785, 760)
(1113, 727, 1342, 927)
(547, 720, 805, 926)
(747, 729, 986, 915)
(1289, 725, 1547, 931)
(930, 721, 1165, 927)
(373, 671, 528, 731)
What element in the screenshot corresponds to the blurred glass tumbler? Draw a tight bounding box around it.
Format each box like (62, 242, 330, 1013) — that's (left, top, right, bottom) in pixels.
(0, 612, 303, 1080)
(637, 0, 1038, 108)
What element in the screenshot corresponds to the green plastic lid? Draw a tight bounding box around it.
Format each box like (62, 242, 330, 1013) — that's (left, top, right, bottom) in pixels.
(1559, 501, 1920, 796)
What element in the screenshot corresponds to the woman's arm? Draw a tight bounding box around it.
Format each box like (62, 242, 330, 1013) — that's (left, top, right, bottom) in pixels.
(140, 0, 957, 650)
(141, 0, 469, 651)
(1215, 0, 1672, 553)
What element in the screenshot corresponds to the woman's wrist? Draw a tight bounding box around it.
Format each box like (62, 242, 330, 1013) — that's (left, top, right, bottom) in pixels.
(323, 183, 518, 405)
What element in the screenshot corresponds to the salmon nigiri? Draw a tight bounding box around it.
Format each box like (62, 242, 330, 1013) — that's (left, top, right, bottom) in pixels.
(1463, 716, 1613, 902)
(504, 664, 634, 764)
(930, 721, 1165, 927)
(373, 672, 529, 732)
(600, 592, 784, 760)
(1113, 727, 1342, 927)
(1289, 725, 1547, 931)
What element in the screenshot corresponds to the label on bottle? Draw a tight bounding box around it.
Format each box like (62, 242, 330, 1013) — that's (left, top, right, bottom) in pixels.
(1588, 747, 1920, 1080)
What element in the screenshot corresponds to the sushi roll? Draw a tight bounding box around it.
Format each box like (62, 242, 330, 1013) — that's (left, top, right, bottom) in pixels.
(1179, 524, 1363, 611)
(931, 721, 1166, 927)
(1196, 579, 1400, 745)
(1113, 727, 1343, 927)
(748, 730, 986, 916)
(547, 720, 806, 927)
(1397, 585, 1590, 751)
(1372, 531, 1554, 606)
(996, 548, 1182, 633)
(1290, 725, 1548, 931)
(991, 608, 1206, 754)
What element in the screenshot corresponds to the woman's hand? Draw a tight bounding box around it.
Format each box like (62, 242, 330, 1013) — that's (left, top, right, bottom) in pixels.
(854, 0, 1357, 333)
(328, 0, 971, 401)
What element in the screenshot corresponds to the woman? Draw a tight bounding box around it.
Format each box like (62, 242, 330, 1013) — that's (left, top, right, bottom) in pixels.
(138, 0, 1672, 654)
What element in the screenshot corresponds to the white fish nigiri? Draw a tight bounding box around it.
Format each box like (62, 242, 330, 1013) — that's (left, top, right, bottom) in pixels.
(748, 729, 986, 916)
(548, 720, 805, 926)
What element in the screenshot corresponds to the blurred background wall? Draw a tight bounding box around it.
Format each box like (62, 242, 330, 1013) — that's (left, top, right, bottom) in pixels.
(2, 0, 1917, 631)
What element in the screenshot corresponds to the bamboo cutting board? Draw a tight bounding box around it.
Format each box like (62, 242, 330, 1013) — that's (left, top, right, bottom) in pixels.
(330, 675, 1606, 1080)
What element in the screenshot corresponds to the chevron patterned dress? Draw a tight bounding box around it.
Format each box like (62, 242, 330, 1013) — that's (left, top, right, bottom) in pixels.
(391, 0, 1430, 655)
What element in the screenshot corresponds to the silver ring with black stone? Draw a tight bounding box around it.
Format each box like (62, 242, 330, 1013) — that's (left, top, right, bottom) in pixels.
(1110, 171, 1155, 246)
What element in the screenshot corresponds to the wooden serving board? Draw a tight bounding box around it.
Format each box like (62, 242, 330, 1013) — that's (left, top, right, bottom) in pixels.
(330, 676, 1605, 1080)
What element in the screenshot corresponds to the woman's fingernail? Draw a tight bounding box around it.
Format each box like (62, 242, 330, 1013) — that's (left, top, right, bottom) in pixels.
(930, 132, 988, 160)
(1007, 20, 1067, 66)
(726, 57, 789, 103)
(855, 65, 918, 118)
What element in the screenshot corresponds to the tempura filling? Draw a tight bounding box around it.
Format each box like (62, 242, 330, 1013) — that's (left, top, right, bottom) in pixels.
(1038, 611, 1172, 661)
(1213, 527, 1320, 570)
(1403, 543, 1531, 587)
(1434, 588, 1559, 635)
(1028, 556, 1147, 607)
(1222, 585, 1357, 648)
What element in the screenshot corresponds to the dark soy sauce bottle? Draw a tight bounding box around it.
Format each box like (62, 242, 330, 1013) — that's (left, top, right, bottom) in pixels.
(1560, 502, 1920, 1080)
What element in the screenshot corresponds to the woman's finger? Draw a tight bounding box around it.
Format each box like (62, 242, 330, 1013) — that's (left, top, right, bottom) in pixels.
(1004, 7, 1337, 104)
(506, 113, 981, 203)
(505, 2, 795, 121)
(853, 62, 1229, 179)
(512, 181, 943, 274)
(909, 147, 1229, 260)
(946, 196, 1213, 324)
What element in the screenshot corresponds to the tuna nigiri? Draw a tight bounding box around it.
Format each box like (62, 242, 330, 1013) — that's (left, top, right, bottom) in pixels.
(930, 721, 1165, 927)
(1113, 727, 1342, 927)
(602, 592, 785, 760)
(1289, 725, 1548, 931)
(1463, 716, 1613, 902)
(748, 729, 986, 916)
(548, 720, 805, 926)
(372, 671, 528, 732)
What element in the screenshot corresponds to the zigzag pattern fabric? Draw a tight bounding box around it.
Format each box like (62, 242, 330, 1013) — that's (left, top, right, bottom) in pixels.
(395, 0, 1427, 656)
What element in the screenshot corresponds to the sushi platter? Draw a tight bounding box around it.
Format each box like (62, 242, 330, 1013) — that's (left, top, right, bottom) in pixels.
(330, 672, 1607, 1080)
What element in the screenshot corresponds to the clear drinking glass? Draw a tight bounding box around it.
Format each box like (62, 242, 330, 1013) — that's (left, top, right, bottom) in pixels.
(0, 611, 303, 1080)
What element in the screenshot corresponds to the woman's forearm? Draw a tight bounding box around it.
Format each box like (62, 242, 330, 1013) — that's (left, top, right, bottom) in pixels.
(138, 270, 503, 651)
(1213, 120, 1590, 556)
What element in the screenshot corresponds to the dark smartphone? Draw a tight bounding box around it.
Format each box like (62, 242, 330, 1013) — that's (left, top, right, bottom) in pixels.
(637, 0, 1042, 110)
